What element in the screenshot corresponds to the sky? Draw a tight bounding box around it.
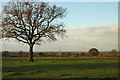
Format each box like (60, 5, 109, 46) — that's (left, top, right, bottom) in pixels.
(0, 2, 118, 51)
(52, 2, 118, 28)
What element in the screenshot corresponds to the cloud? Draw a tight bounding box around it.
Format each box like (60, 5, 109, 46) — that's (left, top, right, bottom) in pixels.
(0, 24, 118, 51)
(63, 24, 118, 51)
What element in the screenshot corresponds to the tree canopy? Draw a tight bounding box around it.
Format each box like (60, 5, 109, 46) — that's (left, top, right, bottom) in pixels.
(1, 2, 67, 45)
(0, 1, 67, 62)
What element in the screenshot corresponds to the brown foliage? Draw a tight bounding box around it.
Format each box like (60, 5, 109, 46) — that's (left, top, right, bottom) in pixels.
(97, 54, 103, 57)
(79, 52, 85, 56)
(70, 55, 77, 58)
(1, 2, 67, 45)
(1, 2, 67, 62)
(60, 52, 69, 57)
(2, 51, 10, 57)
(110, 49, 117, 54)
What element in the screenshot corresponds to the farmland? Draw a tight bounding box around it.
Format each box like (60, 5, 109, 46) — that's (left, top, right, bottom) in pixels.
(2, 57, 119, 78)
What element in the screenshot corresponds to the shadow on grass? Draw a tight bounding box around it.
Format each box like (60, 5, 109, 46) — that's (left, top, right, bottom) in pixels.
(2, 58, 118, 78)
(3, 62, 118, 72)
(2, 57, 118, 61)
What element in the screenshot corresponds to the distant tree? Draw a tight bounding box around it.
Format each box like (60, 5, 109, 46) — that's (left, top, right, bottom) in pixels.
(61, 52, 68, 57)
(1, 2, 67, 62)
(64, 53, 69, 57)
(79, 52, 85, 56)
(70, 55, 75, 58)
(61, 52, 64, 57)
(97, 53, 103, 57)
(88, 48, 99, 57)
(2, 51, 10, 57)
(36, 53, 39, 57)
(110, 49, 117, 54)
(17, 51, 23, 57)
(75, 54, 79, 57)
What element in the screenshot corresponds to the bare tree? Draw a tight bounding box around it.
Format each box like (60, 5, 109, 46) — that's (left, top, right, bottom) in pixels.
(0, 2, 67, 62)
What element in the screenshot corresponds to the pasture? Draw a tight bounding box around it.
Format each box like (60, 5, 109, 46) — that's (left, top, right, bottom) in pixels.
(2, 57, 119, 78)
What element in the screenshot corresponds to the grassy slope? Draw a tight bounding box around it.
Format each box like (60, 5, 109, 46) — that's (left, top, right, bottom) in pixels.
(2, 57, 119, 78)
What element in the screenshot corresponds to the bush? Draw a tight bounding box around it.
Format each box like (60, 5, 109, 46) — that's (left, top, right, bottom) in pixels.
(70, 55, 76, 58)
(97, 53, 103, 57)
(102, 53, 118, 57)
(61, 52, 67, 57)
(16, 51, 23, 57)
(39, 52, 45, 57)
(79, 52, 85, 56)
(110, 49, 117, 54)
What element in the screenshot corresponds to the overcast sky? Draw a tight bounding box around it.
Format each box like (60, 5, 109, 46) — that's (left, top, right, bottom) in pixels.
(0, 2, 118, 51)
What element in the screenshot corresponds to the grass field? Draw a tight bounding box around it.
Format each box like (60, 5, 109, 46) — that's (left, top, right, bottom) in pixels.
(2, 57, 119, 78)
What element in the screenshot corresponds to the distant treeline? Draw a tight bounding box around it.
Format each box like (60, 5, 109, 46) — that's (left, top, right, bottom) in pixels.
(1, 50, 120, 57)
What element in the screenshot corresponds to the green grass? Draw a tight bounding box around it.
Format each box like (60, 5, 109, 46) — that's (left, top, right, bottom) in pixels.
(2, 57, 119, 78)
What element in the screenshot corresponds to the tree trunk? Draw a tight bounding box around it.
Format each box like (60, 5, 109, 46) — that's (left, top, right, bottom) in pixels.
(28, 44, 34, 62)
